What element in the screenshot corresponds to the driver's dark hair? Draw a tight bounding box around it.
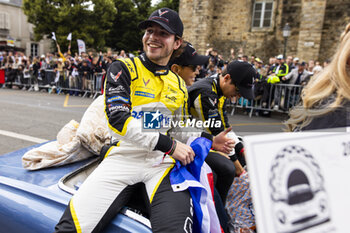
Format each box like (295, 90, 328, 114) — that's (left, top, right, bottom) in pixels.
(169, 38, 186, 62)
(221, 67, 235, 85)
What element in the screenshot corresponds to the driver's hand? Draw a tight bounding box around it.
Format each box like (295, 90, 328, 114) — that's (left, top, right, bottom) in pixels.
(171, 141, 195, 166)
(212, 127, 235, 154)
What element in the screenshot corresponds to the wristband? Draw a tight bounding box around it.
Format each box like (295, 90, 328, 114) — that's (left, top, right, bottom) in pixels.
(240, 147, 244, 155)
(164, 140, 174, 155)
(165, 140, 177, 156)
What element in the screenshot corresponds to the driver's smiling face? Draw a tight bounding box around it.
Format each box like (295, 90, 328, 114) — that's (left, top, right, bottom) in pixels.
(142, 23, 181, 66)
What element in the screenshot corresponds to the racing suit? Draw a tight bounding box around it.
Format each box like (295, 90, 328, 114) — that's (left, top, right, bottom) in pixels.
(55, 54, 194, 233)
(188, 75, 230, 136)
(188, 75, 235, 205)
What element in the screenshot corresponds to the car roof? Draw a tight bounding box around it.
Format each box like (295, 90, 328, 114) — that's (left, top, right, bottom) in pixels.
(0, 143, 96, 188)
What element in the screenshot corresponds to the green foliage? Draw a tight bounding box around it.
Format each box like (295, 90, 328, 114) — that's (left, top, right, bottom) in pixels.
(152, 0, 179, 11)
(23, 0, 116, 53)
(22, 0, 179, 54)
(106, 0, 179, 52)
(106, 0, 151, 52)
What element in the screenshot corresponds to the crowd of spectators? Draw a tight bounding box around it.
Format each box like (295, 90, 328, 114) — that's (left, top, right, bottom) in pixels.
(192, 47, 331, 113)
(0, 46, 330, 112)
(195, 47, 328, 83)
(0, 48, 136, 96)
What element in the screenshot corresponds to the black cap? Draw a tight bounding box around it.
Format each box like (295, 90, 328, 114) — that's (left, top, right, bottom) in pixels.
(226, 61, 256, 99)
(138, 8, 183, 37)
(172, 42, 209, 66)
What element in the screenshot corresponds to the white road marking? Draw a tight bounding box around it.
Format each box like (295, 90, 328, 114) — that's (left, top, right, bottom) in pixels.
(0, 130, 48, 143)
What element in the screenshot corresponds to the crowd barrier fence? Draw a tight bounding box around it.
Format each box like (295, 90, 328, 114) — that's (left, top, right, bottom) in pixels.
(227, 83, 304, 117)
(1, 69, 303, 116)
(1, 68, 104, 98)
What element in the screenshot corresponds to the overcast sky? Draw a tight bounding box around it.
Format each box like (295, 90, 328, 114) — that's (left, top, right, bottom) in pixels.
(151, 0, 161, 6)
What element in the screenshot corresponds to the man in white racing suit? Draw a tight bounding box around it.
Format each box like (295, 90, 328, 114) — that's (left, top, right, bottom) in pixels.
(55, 8, 234, 233)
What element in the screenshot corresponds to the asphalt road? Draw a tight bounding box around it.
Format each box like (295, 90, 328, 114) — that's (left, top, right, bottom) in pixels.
(0, 88, 287, 155)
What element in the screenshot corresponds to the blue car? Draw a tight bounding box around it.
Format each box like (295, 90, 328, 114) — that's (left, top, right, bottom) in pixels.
(0, 143, 152, 233)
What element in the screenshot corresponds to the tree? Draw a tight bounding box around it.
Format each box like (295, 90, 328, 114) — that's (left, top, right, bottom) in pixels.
(106, 0, 181, 53)
(153, 0, 179, 12)
(106, 0, 151, 52)
(23, 0, 117, 53)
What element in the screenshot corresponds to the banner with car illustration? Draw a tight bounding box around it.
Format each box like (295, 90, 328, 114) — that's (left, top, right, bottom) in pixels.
(245, 130, 350, 233)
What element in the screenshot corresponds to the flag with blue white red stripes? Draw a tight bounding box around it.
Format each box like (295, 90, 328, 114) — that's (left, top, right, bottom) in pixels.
(170, 137, 221, 233)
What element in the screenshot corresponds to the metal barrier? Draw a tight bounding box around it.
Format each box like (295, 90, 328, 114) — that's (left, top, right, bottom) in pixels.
(228, 83, 304, 117)
(2, 69, 104, 99)
(55, 72, 104, 98)
(2, 70, 304, 118)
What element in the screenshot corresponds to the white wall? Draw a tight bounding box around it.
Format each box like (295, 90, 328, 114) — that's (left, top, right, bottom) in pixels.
(0, 2, 51, 56)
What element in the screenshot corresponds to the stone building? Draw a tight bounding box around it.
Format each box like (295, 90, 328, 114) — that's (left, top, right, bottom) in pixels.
(0, 0, 51, 56)
(179, 0, 350, 63)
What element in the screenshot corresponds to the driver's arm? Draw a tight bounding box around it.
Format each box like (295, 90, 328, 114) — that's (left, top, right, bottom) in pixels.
(192, 92, 225, 136)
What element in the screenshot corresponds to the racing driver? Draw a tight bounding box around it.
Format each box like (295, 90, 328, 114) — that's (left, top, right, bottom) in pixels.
(55, 8, 233, 233)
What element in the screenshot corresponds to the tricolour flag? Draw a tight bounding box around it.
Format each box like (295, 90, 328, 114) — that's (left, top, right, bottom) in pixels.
(51, 32, 56, 41)
(67, 33, 72, 41)
(77, 39, 86, 55)
(170, 137, 221, 233)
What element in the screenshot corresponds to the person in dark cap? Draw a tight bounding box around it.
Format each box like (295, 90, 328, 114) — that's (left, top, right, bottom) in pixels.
(55, 8, 208, 233)
(138, 8, 184, 65)
(189, 61, 256, 134)
(170, 41, 209, 86)
(187, 61, 256, 205)
(281, 61, 311, 108)
(171, 42, 236, 232)
(282, 61, 310, 85)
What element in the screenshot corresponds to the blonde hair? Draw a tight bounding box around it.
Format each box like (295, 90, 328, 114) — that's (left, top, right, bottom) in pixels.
(286, 23, 350, 131)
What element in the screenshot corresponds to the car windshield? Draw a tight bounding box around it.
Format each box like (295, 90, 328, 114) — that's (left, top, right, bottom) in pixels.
(288, 184, 314, 205)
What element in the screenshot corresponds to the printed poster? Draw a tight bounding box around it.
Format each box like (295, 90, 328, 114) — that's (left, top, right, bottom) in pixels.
(244, 131, 350, 233)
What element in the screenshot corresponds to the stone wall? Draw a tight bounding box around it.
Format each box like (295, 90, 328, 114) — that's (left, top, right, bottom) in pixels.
(296, 0, 327, 62)
(319, 0, 350, 62)
(210, 0, 252, 58)
(280, 0, 302, 57)
(179, 0, 214, 54)
(180, 0, 347, 63)
(179, 0, 305, 62)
